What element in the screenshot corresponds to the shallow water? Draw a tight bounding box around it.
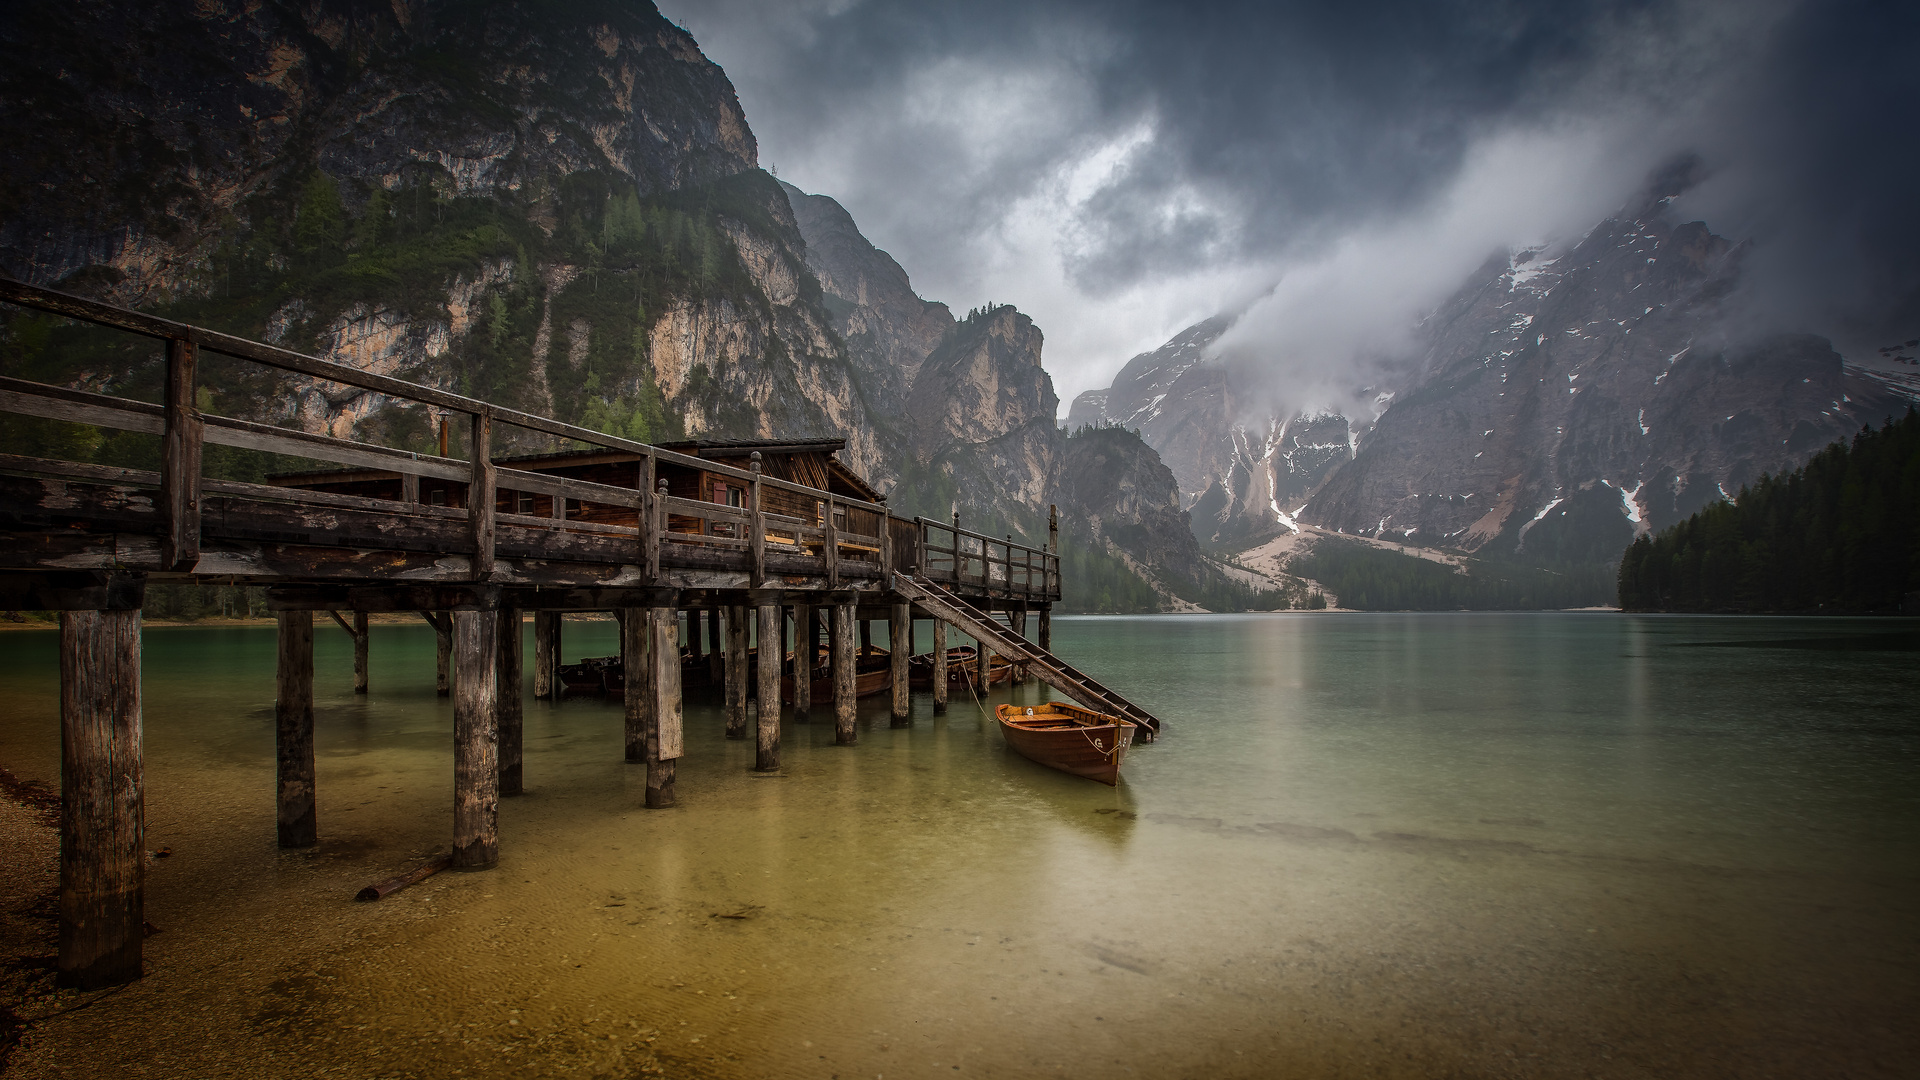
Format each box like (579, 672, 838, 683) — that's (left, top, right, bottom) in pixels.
(1, 613, 1917, 1078)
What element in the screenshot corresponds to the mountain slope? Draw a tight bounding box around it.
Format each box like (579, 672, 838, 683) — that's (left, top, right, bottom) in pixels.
(1304, 170, 1910, 564)
(0, 0, 1259, 612)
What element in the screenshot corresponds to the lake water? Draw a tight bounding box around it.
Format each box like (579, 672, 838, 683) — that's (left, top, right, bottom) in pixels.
(1, 613, 1916, 1079)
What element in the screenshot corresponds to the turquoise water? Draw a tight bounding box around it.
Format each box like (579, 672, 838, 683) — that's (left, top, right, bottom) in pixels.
(0, 613, 1915, 1078)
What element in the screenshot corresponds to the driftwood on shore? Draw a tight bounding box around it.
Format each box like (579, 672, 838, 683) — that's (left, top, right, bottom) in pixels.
(355, 853, 452, 902)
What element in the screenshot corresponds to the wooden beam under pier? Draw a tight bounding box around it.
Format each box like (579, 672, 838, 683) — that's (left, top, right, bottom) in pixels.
(497, 606, 523, 797)
(646, 598, 682, 808)
(622, 606, 649, 766)
(451, 609, 499, 870)
(533, 611, 559, 699)
(725, 604, 748, 739)
(833, 598, 856, 745)
(756, 596, 782, 771)
(932, 619, 948, 715)
(275, 610, 316, 849)
(58, 606, 145, 989)
(792, 603, 813, 722)
(422, 611, 452, 697)
(890, 602, 910, 727)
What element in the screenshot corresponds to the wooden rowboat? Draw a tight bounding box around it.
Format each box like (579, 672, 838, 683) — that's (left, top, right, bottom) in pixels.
(908, 647, 1013, 691)
(779, 645, 892, 706)
(996, 702, 1136, 786)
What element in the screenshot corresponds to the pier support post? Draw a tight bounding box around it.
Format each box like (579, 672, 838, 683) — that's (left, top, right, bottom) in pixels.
(932, 619, 948, 715)
(725, 604, 748, 739)
(833, 599, 856, 745)
(58, 605, 145, 989)
(275, 610, 316, 849)
(621, 606, 648, 765)
(1038, 604, 1051, 653)
(423, 611, 452, 696)
(860, 619, 873, 652)
(889, 602, 911, 726)
(793, 603, 813, 721)
(533, 611, 559, 699)
(977, 631, 992, 693)
(706, 606, 723, 685)
(497, 606, 523, 797)
(756, 598, 782, 770)
(1010, 606, 1028, 683)
(451, 609, 499, 870)
(352, 611, 369, 693)
(647, 599, 683, 807)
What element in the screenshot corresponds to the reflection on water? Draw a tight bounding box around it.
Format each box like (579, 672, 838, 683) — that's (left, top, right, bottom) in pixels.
(1, 613, 1917, 1078)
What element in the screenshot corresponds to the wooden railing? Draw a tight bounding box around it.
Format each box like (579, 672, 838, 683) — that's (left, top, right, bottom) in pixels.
(0, 278, 1060, 600)
(913, 517, 1058, 597)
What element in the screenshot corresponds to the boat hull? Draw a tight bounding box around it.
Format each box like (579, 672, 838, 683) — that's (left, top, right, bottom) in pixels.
(996, 703, 1135, 786)
(779, 658, 892, 705)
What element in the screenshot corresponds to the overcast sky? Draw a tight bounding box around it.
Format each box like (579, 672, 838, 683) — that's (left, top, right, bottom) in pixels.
(662, 0, 1919, 415)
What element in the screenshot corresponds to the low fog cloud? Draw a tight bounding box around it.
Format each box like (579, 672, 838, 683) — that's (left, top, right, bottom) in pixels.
(1211, 121, 1676, 420)
(667, 0, 1918, 409)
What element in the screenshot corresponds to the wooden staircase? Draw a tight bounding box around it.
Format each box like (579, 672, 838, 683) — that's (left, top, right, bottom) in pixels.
(891, 573, 1163, 741)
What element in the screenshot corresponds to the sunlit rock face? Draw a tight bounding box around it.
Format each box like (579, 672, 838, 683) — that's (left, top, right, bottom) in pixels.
(905, 307, 1059, 519)
(0, 0, 1227, 603)
(0, 0, 758, 297)
(1303, 167, 1910, 558)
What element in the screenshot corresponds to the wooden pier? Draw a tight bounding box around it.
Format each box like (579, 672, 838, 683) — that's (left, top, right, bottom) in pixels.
(0, 278, 1160, 990)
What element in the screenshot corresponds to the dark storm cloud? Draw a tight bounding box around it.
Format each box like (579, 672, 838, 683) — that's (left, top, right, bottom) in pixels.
(1684, 0, 1920, 354)
(666, 0, 1918, 396)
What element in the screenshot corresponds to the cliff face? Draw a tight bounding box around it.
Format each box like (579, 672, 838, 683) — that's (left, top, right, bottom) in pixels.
(1, 0, 756, 299)
(1066, 317, 1354, 546)
(0, 0, 1242, 611)
(1304, 178, 1910, 560)
(780, 180, 952, 416)
(903, 307, 1059, 519)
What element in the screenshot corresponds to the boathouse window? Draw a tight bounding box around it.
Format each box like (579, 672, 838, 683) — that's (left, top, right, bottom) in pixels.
(429, 488, 446, 506)
(713, 482, 743, 508)
(517, 493, 534, 514)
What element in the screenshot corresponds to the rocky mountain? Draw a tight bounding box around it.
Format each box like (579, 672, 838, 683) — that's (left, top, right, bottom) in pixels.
(1303, 165, 1913, 564)
(1066, 318, 1355, 546)
(0, 0, 1262, 612)
(1072, 161, 1914, 587)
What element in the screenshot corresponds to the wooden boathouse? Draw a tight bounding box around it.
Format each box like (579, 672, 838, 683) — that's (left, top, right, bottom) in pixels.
(0, 278, 1161, 991)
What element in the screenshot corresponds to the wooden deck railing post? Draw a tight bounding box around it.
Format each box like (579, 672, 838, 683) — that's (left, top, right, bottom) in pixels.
(58, 604, 145, 989)
(275, 610, 316, 849)
(161, 337, 202, 570)
(824, 496, 840, 589)
(497, 605, 523, 797)
(832, 598, 857, 745)
(451, 608, 499, 870)
(889, 601, 910, 727)
(468, 412, 496, 580)
(644, 455, 661, 582)
(748, 452, 767, 586)
(756, 597, 781, 770)
(931, 619, 948, 715)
